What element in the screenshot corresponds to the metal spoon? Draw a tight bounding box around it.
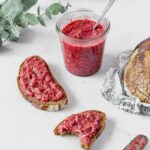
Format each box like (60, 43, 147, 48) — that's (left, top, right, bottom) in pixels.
(93, 0, 115, 30)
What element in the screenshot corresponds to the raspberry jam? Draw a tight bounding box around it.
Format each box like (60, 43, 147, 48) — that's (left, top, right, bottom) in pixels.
(124, 135, 148, 150)
(57, 111, 101, 145)
(19, 56, 64, 102)
(60, 19, 107, 76)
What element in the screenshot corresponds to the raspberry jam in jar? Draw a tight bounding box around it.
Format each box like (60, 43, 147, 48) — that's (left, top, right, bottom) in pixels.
(56, 9, 110, 76)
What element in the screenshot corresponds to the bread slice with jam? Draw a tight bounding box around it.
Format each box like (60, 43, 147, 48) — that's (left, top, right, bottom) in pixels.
(54, 110, 106, 150)
(123, 135, 148, 150)
(17, 55, 68, 111)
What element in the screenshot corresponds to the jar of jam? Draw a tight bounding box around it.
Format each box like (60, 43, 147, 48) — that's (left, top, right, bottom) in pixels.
(56, 9, 110, 76)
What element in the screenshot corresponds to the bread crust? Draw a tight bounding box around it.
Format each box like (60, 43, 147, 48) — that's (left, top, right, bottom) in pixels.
(54, 110, 106, 150)
(123, 37, 150, 103)
(17, 56, 68, 111)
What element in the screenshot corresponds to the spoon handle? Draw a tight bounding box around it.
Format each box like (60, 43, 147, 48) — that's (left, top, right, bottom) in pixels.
(94, 0, 115, 29)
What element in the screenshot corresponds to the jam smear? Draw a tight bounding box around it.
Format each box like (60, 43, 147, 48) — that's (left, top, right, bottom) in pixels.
(19, 56, 64, 102)
(57, 111, 101, 145)
(124, 135, 148, 150)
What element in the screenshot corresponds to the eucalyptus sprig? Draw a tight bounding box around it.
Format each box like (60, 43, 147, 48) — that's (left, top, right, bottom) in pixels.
(0, 0, 71, 46)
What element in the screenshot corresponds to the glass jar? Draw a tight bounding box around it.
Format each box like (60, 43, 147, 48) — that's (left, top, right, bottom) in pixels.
(56, 9, 110, 76)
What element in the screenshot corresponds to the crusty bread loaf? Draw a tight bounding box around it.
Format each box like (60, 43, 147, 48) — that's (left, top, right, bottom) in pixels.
(17, 56, 68, 111)
(54, 110, 106, 150)
(124, 38, 150, 103)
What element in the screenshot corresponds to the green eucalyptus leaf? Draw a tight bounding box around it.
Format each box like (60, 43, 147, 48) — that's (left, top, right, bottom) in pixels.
(7, 26, 20, 41)
(47, 3, 64, 15)
(0, 16, 13, 28)
(45, 8, 52, 19)
(38, 16, 46, 26)
(22, 0, 38, 11)
(60, 6, 66, 13)
(26, 13, 39, 26)
(0, 30, 9, 39)
(0, 1, 70, 46)
(0, 0, 23, 19)
(15, 12, 28, 28)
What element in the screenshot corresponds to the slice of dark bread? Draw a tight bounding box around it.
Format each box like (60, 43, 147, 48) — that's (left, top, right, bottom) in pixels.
(17, 55, 68, 111)
(54, 110, 106, 150)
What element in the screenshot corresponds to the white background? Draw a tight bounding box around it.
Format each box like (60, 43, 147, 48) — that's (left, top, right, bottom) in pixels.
(0, 0, 150, 150)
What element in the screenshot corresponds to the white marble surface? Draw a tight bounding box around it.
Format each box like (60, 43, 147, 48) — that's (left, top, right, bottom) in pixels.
(0, 0, 150, 150)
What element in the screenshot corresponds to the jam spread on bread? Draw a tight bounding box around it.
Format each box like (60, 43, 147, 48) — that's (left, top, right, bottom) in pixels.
(57, 111, 101, 145)
(124, 135, 148, 150)
(19, 56, 64, 102)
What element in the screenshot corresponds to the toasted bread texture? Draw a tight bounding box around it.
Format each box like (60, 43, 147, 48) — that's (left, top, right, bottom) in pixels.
(54, 110, 106, 150)
(124, 37, 150, 104)
(17, 56, 68, 111)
